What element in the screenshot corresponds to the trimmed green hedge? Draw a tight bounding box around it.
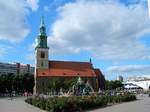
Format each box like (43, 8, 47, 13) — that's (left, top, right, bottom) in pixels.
(25, 94, 136, 112)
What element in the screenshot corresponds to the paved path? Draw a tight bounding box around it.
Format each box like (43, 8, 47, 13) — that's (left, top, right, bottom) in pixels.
(88, 94, 150, 112)
(0, 97, 46, 112)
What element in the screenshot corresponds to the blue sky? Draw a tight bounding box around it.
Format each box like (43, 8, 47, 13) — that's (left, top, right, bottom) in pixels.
(0, 0, 150, 80)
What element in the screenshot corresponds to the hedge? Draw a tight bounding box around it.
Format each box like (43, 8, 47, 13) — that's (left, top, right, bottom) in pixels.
(25, 94, 136, 112)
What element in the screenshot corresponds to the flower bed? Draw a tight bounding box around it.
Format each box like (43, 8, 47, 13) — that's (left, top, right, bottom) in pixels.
(25, 94, 136, 112)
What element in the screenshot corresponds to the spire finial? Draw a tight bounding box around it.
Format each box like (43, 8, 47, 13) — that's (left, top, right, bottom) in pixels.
(40, 15, 45, 27)
(39, 15, 46, 36)
(89, 58, 92, 63)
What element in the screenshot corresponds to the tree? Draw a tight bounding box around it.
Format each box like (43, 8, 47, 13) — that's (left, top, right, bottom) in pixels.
(105, 80, 123, 90)
(0, 73, 34, 95)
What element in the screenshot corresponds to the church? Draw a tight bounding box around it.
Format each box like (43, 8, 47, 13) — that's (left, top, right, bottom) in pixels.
(34, 17, 105, 94)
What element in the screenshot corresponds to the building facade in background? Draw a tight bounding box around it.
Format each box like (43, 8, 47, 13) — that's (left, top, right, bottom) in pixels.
(34, 17, 105, 94)
(124, 76, 150, 90)
(117, 75, 123, 82)
(0, 62, 34, 75)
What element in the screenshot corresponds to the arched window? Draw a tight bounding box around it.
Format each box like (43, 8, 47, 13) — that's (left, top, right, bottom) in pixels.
(41, 51, 45, 58)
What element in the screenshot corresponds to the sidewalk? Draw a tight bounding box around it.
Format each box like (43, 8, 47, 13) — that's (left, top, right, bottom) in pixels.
(0, 97, 46, 112)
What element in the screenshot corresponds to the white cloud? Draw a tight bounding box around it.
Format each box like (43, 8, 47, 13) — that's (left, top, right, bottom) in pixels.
(0, 45, 13, 59)
(107, 65, 150, 73)
(148, 0, 150, 17)
(26, 0, 39, 11)
(105, 64, 150, 79)
(26, 53, 34, 61)
(0, 0, 31, 42)
(26, 39, 37, 61)
(0, 48, 6, 59)
(47, 0, 150, 61)
(28, 40, 37, 51)
(106, 64, 150, 78)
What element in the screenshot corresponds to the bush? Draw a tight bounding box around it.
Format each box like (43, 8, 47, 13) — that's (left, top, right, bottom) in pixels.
(25, 94, 136, 112)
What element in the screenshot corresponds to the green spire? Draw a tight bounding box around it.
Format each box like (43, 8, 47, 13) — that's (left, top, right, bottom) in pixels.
(36, 16, 48, 49)
(40, 16, 45, 28)
(39, 16, 46, 36)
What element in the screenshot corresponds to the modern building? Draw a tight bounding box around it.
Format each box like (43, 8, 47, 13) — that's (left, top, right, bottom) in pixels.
(0, 62, 17, 74)
(124, 76, 150, 90)
(127, 76, 150, 81)
(16, 63, 34, 75)
(117, 75, 123, 82)
(123, 83, 143, 90)
(34, 17, 105, 94)
(0, 62, 34, 75)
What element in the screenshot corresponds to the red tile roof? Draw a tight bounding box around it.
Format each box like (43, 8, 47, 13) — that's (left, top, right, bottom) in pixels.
(94, 69, 103, 77)
(94, 69, 105, 89)
(37, 60, 97, 77)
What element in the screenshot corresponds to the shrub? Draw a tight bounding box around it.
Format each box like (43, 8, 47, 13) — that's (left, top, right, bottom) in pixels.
(25, 94, 136, 112)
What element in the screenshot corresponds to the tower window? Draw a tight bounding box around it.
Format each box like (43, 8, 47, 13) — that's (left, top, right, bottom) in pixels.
(41, 52, 45, 58)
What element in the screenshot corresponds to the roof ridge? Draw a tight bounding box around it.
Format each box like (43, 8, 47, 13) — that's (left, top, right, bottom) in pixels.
(49, 60, 91, 63)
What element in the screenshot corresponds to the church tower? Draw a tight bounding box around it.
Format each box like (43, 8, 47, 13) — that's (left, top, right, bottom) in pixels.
(35, 16, 49, 69)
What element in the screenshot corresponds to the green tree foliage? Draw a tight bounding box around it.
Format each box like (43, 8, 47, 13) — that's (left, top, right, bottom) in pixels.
(105, 80, 123, 90)
(47, 77, 77, 92)
(0, 73, 34, 94)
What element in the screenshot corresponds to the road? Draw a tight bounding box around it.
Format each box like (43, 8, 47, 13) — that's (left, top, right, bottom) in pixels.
(0, 97, 46, 112)
(88, 94, 150, 112)
(0, 95, 149, 112)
